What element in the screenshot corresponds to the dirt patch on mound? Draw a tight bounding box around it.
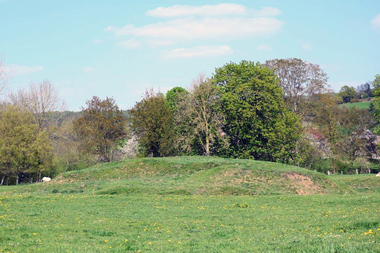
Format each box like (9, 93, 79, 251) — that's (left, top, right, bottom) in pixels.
(284, 173, 322, 195)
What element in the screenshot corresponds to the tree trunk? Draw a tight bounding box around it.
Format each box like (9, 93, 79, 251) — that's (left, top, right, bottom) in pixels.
(16, 175, 19, 185)
(205, 136, 210, 156)
(1, 175, 4, 185)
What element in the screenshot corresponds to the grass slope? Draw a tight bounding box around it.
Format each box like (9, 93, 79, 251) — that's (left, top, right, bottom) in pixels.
(0, 157, 379, 252)
(339, 101, 371, 110)
(48, 156, 344, 196)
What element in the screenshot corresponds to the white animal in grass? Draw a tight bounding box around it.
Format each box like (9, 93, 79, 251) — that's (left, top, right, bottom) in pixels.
(42, 177, 51, 182)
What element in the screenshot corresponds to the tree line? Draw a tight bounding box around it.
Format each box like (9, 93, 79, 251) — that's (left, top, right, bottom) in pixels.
(0, 59, 379, 184)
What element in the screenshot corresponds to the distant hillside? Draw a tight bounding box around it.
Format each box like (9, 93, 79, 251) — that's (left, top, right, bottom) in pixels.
(339, 101, 372, 110)
(45, 110, 130, 128)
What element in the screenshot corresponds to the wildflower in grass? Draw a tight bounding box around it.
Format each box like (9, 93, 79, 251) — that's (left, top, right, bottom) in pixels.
(104, 240, 108, 243)
(124, 239, 128, 242)
(33, 233, 37, 236)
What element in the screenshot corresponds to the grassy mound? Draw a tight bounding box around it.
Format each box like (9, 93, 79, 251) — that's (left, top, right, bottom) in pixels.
(1, 157, 379, 252)
(330, 174, 380, 193)
(32, 156, 346, 196)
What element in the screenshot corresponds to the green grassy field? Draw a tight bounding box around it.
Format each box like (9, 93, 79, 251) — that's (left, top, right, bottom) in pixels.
(1, 157, 379, 252)
(339, 101, 371, 110)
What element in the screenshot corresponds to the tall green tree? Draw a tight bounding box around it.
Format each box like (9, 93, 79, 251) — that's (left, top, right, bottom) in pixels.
(213, 61, 301, 162)
(130, 89, 174, 157)
(371, 74, 380, 134)
(338, 85, 357, 103)
(166, 87, 188, 113)
(166, 87, 189, 155)
(0, 106, 54, 184)
(371, 75, 380, 126)
(73, 96, 128, 162)
(335, 107, 374, 168)
(311, 93, 342, 144)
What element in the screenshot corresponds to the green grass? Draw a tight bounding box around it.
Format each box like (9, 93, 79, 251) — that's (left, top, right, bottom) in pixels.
(0, 156, 379, 252)
(48, 156, 345, 196)
(330, 174, 380, 193)
(339, 101, 371, 110)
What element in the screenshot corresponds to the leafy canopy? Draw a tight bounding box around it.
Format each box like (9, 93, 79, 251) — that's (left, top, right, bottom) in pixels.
(213, 61, 301, 162)
(338, 85, 357, 103)
(130, 89, 174, 157)
(0, 105, 54, 184)
(73, 96, 127, 162)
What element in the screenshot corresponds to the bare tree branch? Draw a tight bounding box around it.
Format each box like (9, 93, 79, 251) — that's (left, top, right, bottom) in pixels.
(0, 61, 9, 96)
(264, 58, 329, 115)
(175, 74, 228, 155)
(8, 80, 66, 130)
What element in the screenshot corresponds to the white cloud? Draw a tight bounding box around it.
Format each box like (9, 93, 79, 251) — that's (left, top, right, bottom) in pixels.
(301, 44, 312, 51)
(105, 4, 283, 58)
(3, 64, 43, 75)
(106, 5, 282, 45)
(106, 17, 283, 40)
(146, 4, 248, 18)
(146, 4, 281, 18)
(116, 39, 142, 49)
(252, 7, 281, 17)
(257, 44, 271, 51)
(371, 14, 380, 31)
(83, 67, 94, 73)
(163, 45, 233, 58)
(149, 40, 176, 46)
(93, 39, 103, 44)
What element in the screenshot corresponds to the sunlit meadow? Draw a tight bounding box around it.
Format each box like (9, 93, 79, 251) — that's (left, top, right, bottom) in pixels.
(0, 157, 379, 252)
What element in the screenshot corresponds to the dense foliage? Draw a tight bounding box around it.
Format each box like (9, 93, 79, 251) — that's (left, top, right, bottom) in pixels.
(372, 74, 380, 134)
(0, 106, 54, 184)
(73, 96, 128, 162)
(130, 89, 174, 157)
(0, 58, 378, 184)
(338, 85, 357, 103)
(213, 61, 301, 162)
(166, 87, 188, 113)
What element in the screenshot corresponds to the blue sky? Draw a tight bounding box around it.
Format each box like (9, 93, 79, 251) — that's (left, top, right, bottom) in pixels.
(1, 0, 379, 111)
